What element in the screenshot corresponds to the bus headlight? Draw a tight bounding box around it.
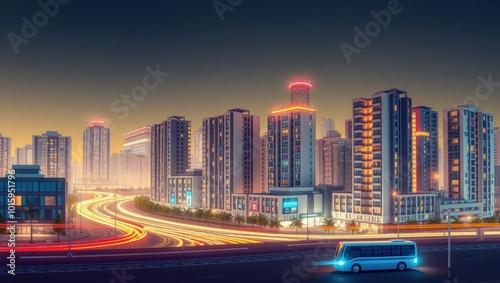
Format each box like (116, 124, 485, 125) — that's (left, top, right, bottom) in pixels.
(413, 258, 418, 264)
(338, 261, 345, 266)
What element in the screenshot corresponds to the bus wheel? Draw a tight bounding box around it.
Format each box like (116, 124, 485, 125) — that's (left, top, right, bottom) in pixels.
(397, 262, 406, 271)
(351, 264, 361, 274)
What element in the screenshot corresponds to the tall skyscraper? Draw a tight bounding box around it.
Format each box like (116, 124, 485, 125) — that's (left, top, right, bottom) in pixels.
(321, 118, 335, 138)
(0, 134, 12, 176)
(202, 109, 261, 210)
(268, 81, 316, 188)
(119, 150, 149, 189)
(345, 119, 353, 141)
(351, 89, 412, 222)
(15, 144, 33, 165)
(193, 127, 203, 169)
(123, 125, 151, 188)
(33, 131, 71, 180)
(123, 126, 151, 157)
(83, 121, 110, 183)
(151, 116, 191, 202)
(443, 104, 495, 217)
(494, 127, 500, 167)
(318, 138, 352, 190)
(412, 106, 438, 192)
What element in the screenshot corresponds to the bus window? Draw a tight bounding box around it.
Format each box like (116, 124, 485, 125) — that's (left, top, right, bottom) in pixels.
(344, 247, 361, 260)
(382, 246, 392, 256)
(372, 246, 382, 257)
(361, 246, 372, 257)
(401, 245, 415, 256)
(392, 246, 401, 256)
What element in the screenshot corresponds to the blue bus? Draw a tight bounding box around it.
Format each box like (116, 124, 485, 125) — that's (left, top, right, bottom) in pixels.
(332, 240, 418, 273)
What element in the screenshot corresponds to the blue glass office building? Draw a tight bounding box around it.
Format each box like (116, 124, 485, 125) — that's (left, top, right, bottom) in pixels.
(0, 165, 66, 234)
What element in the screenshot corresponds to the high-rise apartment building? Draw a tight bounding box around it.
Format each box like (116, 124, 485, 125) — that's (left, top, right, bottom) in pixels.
(193, 127, 203, 169)
(0, 134, 11, 176)
(123, 126, 151, 157)
(202, 109, 261, 211)
(15, 144, 33, 165)
(83, 121, 110, 183)
(321, 118, 335, 138)
(318, 138, 352, 190)
(151, 116, 191, 202)
(345, 119, 353, 141)
(267, 82, 316, 188)
(333, 89, 413, 226)
(443, 104, 495, 217)
(412, 106, 439, 192)
(33, 131, 71, 181)
(119, 150, 149, 189)
(261, 133, 268, 193)
(494, 127, 500, 167)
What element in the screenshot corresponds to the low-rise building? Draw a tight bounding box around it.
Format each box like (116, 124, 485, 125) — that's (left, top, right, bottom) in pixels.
(0, 165, 66, 234)
(166, 169, 202, 209)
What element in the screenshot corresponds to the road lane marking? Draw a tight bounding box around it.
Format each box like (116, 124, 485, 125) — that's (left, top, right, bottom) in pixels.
(193, 276, 225, 280)
(20, 247, 249, 259)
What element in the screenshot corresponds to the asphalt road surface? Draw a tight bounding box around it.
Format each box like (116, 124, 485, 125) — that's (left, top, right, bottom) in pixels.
(2, 245, 500, 283)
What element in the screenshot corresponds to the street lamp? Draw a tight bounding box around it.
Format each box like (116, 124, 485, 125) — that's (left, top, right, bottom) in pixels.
(393, 192, 399, 238)
(114, 189, 117, 237)
(67, 214, 72, 258)
(74, 178, 87, 234)
(442, 209, 451, 283)
(306, 195, 309, 241)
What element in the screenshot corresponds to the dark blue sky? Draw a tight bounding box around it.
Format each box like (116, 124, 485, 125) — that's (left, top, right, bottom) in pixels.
(1, 0, 500, 158)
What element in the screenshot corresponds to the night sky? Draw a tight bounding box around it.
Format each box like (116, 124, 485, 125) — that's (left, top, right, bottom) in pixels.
(1, 0, 500, 161)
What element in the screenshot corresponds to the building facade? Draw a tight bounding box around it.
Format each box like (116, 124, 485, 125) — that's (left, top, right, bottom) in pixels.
(332, 88, 413, 228)
(0, 165, 66, 234)
(318, 138, 352, 190)
(202, 109, 261, 211)
(494, 127, 500, 167)
(345, 119, 353, 141)
(412, 106, 439, 192)
(151, 116, 191, 202)
(321, 118, 335, 138)
(261, 133, 268, 193)
(15, 144, 33, 165)
(33, 131, 71, 181)
(0, 134, 11, 176)
(443, 104, 495, 217)
(109, 153, 120, 186)
(193, 127, 203, 169)
(83, 121, 110, 183)
(123, 126, 151, 157)
(119, 150, 149, 189)
(167, 169, 202, 208)
(268, 82, 316, 188)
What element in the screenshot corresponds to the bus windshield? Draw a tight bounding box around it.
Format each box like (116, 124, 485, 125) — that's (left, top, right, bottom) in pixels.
(334, 243, 343, 259)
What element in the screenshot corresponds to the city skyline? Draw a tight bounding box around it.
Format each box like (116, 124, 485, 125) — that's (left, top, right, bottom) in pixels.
(2, 1, 500, 162)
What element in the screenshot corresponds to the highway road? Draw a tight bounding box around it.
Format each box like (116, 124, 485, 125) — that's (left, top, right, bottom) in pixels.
(2, 243, 500, 283)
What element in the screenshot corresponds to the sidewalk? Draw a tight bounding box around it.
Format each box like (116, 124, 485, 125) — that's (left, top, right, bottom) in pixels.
(0, 226, 92, 245)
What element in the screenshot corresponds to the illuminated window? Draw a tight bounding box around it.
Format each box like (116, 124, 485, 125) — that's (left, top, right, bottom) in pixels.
(451, 166, 459, 172)
(451, 138, 459, 144)
(450, 111, 458, 117)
